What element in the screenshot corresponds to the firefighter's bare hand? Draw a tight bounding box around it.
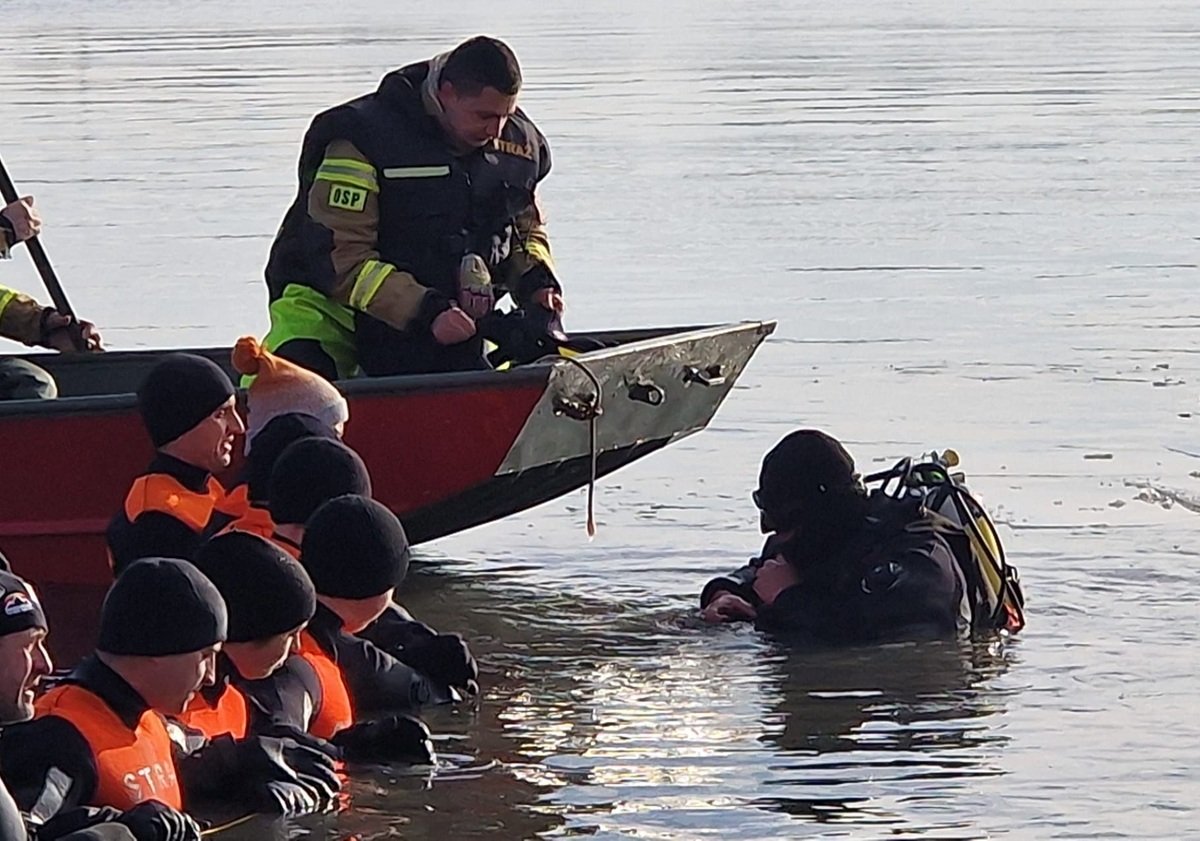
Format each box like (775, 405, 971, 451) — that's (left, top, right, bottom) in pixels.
(532, 287, 564, 315)
(431, 306, 477, 345)
(700, 592, 757, 623)
(43, 312, 104, 353)
(1, 196, 42, 241)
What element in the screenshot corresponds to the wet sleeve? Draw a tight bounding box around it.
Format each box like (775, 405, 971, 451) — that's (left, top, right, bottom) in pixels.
(307, 139, 450, 333)
(331, 631, 450, 715)
(0, 717, 100, 821)
(356, 604, 437, 654)
(699, 537, 779, 608)
(754, 582, 841, 637)
(0, 286, 47, 346)
(171, 730, 242, 803)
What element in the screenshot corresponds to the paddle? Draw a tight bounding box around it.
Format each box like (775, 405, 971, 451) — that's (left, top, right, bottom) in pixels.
(0, 154, 87, 351)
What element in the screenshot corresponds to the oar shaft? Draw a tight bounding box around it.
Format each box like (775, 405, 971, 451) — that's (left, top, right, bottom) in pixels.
(0, 160, 73, 318)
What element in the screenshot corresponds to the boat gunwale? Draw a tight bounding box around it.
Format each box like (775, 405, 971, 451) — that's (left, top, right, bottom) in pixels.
(0, 321, 775, 419)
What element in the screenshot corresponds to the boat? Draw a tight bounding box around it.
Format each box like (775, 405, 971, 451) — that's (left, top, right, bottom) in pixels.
(1, 320, 774, 598)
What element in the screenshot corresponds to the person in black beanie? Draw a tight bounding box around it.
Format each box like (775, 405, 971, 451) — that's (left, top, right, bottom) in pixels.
(0, 559, 219, 835)
(216, 414, 342, 552)
(191, 532, 433, 764)
(245, 495, 461, 751)
(0, 559, 341, 824)
(237, 413, 340, 505)
(266, 437, 478, 699)
(266, 437, 372, 554)
(699, 430, 965, 643)
(219, 436, 372, 557)
(0, 568, 201, 841)
(181, 532, 318, 741)
(106, 353, 248, 575)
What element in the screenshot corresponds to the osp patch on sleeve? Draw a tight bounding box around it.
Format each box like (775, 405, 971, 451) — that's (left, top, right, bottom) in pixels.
(328, 183, 368, 212)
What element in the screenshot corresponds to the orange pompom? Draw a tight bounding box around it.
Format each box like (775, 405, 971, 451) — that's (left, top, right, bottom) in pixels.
(231, 336, 265, 376)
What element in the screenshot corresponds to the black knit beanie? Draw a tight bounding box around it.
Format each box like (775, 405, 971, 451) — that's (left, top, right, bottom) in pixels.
(137, 353, 236, 448)
(194, 532, 316, 643)
(98, 558, 228, 656)
(301, 495, 410, 599)
(756, 430, 862, 533)
(243, 413, 339, 503)
(0, 570, 47, 637)
(268, 438, 372, 526)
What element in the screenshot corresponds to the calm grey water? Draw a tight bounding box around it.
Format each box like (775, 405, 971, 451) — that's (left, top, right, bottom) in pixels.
(3, 1, 1199, 837)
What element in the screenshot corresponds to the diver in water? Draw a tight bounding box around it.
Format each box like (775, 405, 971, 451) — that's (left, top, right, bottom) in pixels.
(699, 430, 1023, 643)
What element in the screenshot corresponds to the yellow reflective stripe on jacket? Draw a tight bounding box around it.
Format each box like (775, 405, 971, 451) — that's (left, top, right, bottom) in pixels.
(522, 238, 553, 267)
(348, 260, 394, 310)
(382, 166, 451, 179)
(315, 158, 379, 193)
(0, 287, 17, 321)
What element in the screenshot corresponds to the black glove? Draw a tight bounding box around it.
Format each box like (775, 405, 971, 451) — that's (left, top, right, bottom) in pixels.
(360, 605, 436, 653)
(235, 735, 342, 811)
(253, 723, 340, 760)
(255, 779, 329, 817)
(116, 801, 202, 841)
(332, 714, 436, 765)
(396, 634, 478, 692)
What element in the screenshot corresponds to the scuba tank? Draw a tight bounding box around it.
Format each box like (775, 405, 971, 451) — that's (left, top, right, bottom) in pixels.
(864, 450, 1026, 634)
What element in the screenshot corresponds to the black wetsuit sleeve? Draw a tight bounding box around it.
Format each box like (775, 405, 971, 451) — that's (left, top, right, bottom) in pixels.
(699, 534, 786, 608)
(171, 726, 248, 804)
(108, 513, 203, 575)
(331, 631, 448, 714)
(0, 717, 99, 819)
(699, 561, 762, 608)
(239, 656, 323, 735)
(357, 604, 437, 653)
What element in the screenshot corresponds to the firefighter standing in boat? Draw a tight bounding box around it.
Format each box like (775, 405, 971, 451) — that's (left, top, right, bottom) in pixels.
(261, 35, 563, 380)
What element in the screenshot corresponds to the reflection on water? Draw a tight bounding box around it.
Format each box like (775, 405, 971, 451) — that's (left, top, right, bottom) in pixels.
(202, 571, 1015, 840)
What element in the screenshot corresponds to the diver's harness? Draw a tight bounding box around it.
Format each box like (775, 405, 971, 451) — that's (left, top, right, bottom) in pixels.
(864, 450, 1026, 633)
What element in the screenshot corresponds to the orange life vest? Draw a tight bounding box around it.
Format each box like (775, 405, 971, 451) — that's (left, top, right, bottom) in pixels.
(178, 683, 249, 740)
(35, 685, 182, 811)
(123, 474, 249, 533)
(216, 507, 301, 560)
(216, 503, 276, 540)
(296, 632, 353, 739)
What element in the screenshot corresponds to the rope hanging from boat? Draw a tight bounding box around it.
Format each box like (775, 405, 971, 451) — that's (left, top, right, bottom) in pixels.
(201, 813, 257, 837)
(560, 356, 603, 538)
